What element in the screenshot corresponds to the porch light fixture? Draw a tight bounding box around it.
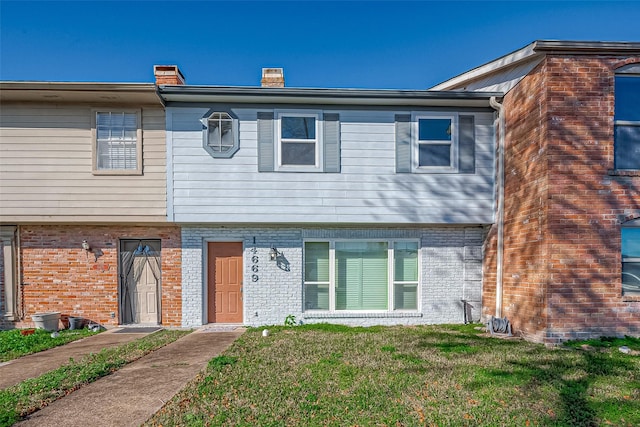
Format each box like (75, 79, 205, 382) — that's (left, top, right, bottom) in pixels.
(269, 246, 282, 261)
(82, 240, 91, 252)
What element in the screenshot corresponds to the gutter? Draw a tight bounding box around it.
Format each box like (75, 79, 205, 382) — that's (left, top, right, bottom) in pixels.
(490, 96, 505, 318)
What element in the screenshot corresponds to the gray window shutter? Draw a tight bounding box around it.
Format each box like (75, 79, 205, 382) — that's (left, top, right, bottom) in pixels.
(257, 112, 274, 172)
(323, 113, 340, 173)
(459, 115, 475, 174)
(395, 114, 411, 173)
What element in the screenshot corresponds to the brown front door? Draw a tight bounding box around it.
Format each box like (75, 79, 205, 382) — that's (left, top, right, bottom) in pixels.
(207, 242, 243, 323)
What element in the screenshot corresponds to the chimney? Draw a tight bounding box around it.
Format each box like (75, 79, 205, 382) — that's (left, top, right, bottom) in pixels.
(261, 68, 285, 88)
(154, 65, 185, 85)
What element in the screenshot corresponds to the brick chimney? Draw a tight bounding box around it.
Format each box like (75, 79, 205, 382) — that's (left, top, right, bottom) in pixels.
(154, 65, 185, 85)
(261, 68, 285, 88)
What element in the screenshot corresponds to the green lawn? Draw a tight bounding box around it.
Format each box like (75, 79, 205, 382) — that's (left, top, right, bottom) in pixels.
(147, 324, 640, 427)
(0, 328, 99, 362)
(0, 329, 191, 426)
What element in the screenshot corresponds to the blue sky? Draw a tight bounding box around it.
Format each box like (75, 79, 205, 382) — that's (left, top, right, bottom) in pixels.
(1, 1, 639, 89)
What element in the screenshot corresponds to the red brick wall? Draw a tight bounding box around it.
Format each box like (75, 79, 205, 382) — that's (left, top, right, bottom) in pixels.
(16, 225, 182, 328)
(487, 54, 640, 343)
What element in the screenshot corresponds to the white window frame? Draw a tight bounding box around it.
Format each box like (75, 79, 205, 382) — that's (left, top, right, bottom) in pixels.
(621, 221, 640, 296)
(412, 112, 459, 173)
(303, 239, 421, 313)
(275, 110, 323, 172)
(614, 66, 640, 170)
(91, 109, 142, 175)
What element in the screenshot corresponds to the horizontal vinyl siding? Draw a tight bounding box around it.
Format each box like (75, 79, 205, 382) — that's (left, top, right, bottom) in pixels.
(169, 107, 495, 224)
(0, 104, 167, 222)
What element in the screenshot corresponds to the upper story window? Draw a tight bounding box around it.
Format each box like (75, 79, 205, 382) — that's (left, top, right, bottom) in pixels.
(622, 221, 640, 296)
(277, 112, 321, 170)
(614, 64, 640, 170)
(202, 110, 239, 159)
(256, 110, 340, 173)
(415, 115, 457, 171)
(93, 110, 142, 175)
(395, 112, 475, 174)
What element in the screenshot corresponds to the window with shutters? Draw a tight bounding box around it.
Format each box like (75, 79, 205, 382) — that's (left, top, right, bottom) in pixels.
(395, 112, 475, 174)
(201, 110, 239, 159)
(614, 64, 640, 170)
(92, 110, 142, 175)
(303, 240, 419, 312)
(276, 111, 322, 171)
(414, 113, 458, 172)
(256, 110, 340, 173)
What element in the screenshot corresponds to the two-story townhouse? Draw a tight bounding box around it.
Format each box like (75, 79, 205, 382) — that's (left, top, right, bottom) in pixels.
(433, 40, 640, 343)
(0, 74, 182, 329)
(158, 67, 500, 328)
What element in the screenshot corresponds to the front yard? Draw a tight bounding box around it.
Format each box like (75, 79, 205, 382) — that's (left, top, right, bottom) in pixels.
(148, 324, 640, 427)
(0, 328, 98, 362)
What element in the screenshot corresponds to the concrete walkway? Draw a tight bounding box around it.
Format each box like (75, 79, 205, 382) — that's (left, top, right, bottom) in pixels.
(0, 329, 150, 389)
(12, 328, 244, 427)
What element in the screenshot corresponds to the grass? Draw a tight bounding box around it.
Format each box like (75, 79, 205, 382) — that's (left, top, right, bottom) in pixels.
(0, 329, 190, 426)
(147, 324, 640, 427)
(0, 328, 100, 362)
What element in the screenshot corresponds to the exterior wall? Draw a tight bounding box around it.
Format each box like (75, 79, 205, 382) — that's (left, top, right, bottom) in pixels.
(168, 107, 495, 224)
(0, 104, 167, 223)
(0, 243, 5, 328)
(485, 54, 640, 343)
(181, 226, 483, 327)
(15, 225, 181, 328)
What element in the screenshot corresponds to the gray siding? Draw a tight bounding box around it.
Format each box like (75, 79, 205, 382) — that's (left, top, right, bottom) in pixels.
(169, 108, 495, 224)
(0, 104, 167, 222)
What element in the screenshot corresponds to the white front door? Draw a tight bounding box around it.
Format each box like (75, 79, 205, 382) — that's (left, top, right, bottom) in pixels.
(120, 239, 161, 325)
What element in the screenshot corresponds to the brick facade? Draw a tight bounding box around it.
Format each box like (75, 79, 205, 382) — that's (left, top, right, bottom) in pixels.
(484, 54, 640, 343)
(182, 226, 484, 328)
(14, 225, 181, 328)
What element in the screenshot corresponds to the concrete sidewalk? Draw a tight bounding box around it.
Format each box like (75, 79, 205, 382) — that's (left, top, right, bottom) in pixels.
(0, 329, 152, 389)
(16, 328, 244, 427)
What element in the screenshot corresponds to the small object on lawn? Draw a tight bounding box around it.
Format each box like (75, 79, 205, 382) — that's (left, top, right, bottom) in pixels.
(20, 329, 36, 336)
(619, 346, 631, 354)
(51, 332, 60, 338)
(262, 329, 270, 337)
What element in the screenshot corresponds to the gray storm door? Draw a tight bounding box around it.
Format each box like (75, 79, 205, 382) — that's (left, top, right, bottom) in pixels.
(119, 239, 161, 325)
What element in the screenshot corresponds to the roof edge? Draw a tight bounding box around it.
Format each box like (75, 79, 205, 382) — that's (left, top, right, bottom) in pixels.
(430, 39, 640, 91)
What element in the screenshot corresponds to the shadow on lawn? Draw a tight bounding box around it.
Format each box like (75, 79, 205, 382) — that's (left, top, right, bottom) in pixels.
(469, 349, 638, 426)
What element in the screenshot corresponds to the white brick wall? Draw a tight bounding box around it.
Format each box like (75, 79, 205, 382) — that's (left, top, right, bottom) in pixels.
(181, 226, 484, 327)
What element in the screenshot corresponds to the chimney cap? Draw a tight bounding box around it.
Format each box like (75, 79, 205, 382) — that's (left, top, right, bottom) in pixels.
(261, 67, 285, 88)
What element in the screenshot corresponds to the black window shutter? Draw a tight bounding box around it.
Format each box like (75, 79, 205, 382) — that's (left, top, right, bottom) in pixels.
(257, 112, 274, 172)
(323, 113, 340, 173)
(395, 114, 411, 173)
(459, 115, 475, 174)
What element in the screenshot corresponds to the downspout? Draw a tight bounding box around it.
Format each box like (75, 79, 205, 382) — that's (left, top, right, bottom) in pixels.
(489, 96, 505, 318)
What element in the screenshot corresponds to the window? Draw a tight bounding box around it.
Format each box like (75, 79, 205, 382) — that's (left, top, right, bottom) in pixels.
(304, 240, 419, 312)
(277, 112, 321, 170)
(202, 110, 239, 158)
(622, 225, 640, 295)
(93, 111, 142, 174)
(257, 111, 340, 173)
(414, 113, 458, 172)
(615, 64, 640, 170)
(418, 117, 455, 168)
